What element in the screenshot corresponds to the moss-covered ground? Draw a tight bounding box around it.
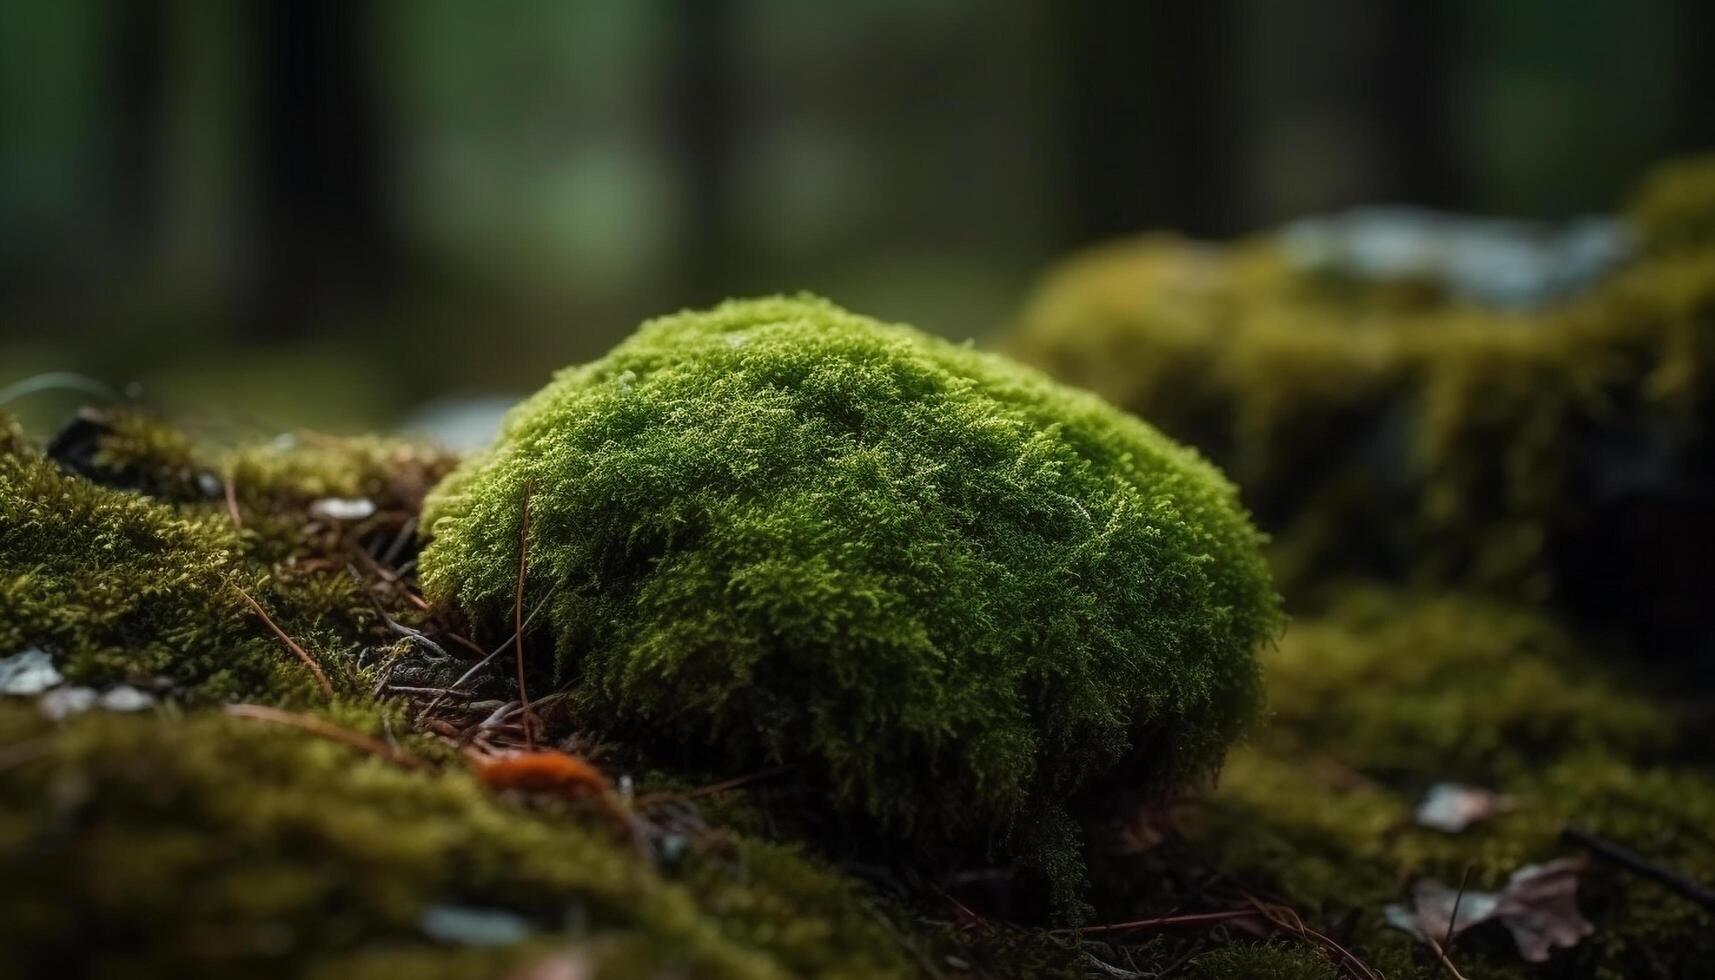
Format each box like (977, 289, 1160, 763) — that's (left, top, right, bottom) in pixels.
(5, 158, 1714, 979)
(1005, 157, 1715, 667)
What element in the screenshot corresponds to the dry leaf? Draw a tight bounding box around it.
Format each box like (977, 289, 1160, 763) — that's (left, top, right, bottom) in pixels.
(1495, 858, 1596, 961)
(507, 951, 596, 980)
(1415, 782, 1513, 833)
(1386, 857, 1594, 962)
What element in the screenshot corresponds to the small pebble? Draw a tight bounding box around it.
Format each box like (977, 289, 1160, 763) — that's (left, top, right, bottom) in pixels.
(0, 649, 62, 695)
(98, 686, 156, 712)
(420, 904, 532, 946)
(310, 497, 377, 521)
(39, 686, 98, 721)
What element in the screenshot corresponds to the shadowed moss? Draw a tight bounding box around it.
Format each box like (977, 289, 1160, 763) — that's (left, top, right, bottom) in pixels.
(1004, 161, 1715, 637)
(1192, 944, 1340, 980)
(1628, 154, 1715, 254)
(420, 295, 1282, 915)
(1263, 589, 1674, 781)
(0, 703, 923, 980)
(1188, 590, 1715, 980)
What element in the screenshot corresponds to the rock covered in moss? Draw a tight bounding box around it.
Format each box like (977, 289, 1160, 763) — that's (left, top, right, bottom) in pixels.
(420, 295, 1281, 910)
(1005, 158, 1715, 664)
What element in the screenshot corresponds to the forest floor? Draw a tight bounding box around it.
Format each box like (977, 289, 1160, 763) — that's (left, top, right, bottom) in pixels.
(2, 406, 1712, 980)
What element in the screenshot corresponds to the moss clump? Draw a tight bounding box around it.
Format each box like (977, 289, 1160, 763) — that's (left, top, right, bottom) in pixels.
(1188, 589, 1715, 980)
(1005, 160, 1715, 648)
(0, 409, 454, 702)
(1192, 944, 1340, 980)
(0, 703, 923, 979)
(420, 295, 1282, 912)
(1627, 154, 1715, 254)
(1263, 589, 1674, 781)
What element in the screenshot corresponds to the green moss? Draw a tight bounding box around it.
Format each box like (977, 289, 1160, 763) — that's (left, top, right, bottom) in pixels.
(1186, 590, 1715, 980)
(0, 703, 924, 979)
(1192, 944, 1340, 980)
(420, 294, 1282, 915)
(1263, 589, 1674, 781)
(1005, 162, 1715, 621)
(1627, 154, 1715, 254)
(0, 410, 454, 703)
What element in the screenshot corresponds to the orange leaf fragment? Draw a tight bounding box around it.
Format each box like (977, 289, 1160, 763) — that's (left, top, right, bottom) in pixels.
(474, 750, 613, 801)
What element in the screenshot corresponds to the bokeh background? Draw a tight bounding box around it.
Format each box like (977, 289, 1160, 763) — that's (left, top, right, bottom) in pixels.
(3, 0, 1713, 432)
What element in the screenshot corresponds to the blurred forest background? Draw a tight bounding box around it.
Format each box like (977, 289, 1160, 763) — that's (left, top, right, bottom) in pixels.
(3, 0, 1713, 432)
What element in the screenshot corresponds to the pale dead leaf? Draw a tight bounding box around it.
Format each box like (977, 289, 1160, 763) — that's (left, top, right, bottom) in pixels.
(1495, 857, 1595, 962)
(1386, 857, 1594, 962)
(507, 950, 597, 980)
(1415, 782, 1513, 833)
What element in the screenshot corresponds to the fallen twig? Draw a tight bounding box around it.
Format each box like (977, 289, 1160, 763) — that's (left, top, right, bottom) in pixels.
(1563, 825, 1715, 911)
(225, 703, 428, 770)
(231, 583, 334, 698)
(223, 477, 243, 530)
(1066, 908, 1261, 937)
(633, 764, 798, 807)
(514, 482, 535, 748)
(379, 516, 417, 567)
(386, 685, 479, 698)
(417, 599, 549, 716)
(1245, 895, 1382, 980)
(1424, 935, 1472, 980)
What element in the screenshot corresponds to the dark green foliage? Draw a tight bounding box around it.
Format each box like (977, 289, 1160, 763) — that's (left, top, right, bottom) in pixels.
(0, 704, 921, 979)
(420, 295, 1282, 912)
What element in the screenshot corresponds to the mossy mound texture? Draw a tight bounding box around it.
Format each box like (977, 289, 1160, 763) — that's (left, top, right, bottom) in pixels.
(9, 158, 1715, 979)
(0, 704, 922, 980)
(1004, 159, 1715, 666)
(420, 295, 1282, 908)
(1192, 589, 1715, 980)
(0, 409, 455, 703)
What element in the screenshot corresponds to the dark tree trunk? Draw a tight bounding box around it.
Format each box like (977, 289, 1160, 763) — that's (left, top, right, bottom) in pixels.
(110, 0, 169, 258)
(248, 0, 394, 340)
(666, 0, 739, 308)
(1054, 0, 1245, 242)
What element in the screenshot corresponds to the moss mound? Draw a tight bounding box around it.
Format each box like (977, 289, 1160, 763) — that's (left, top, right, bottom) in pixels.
(420, 295, 1282, 909)
(1004, 160, 1715, 657)
(1, 409, 1093, 978)
(0, 704, 923, 979)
